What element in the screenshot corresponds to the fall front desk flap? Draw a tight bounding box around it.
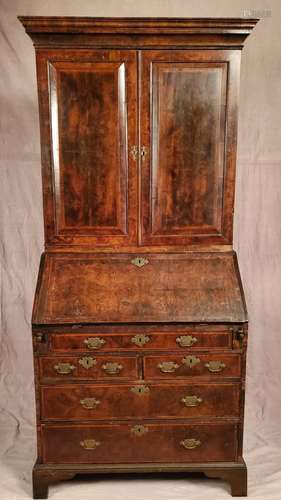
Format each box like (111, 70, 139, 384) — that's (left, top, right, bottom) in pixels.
(32, 252, 247, 325)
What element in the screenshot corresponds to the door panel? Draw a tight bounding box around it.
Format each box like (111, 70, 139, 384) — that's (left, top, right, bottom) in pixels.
(37, 50, 137, 246)
(140, 50, 240, 246)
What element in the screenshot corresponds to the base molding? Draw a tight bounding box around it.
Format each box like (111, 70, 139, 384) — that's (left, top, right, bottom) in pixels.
(32, 459, 247, 498)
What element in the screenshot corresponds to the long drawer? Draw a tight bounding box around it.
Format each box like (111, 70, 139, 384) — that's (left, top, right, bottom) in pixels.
(41, 422, 238, 464)
(39, 355, 138, 380)
(144, 353, 241, 378)
(40, 382, 240, 420)
(49, 330, 232, 352)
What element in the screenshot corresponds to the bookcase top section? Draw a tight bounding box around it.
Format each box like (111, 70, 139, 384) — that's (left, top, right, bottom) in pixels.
(32, 252, 247, 325)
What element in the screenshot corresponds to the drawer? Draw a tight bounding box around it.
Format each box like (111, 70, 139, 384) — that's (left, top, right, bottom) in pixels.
(49, 330, 232, 352)
(41, 382, 240, 420)
(39, 356, 138, 380)
(144, 353, 241, 378)
(42, 422, 238, 464)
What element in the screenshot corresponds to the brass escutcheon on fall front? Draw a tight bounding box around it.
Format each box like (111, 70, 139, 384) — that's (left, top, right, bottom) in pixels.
(181, 395, 203, 407)
(80, 397, 100, 409)
(131, 334, 151, 347)
(84, 337, 106, 349)
(79, 356, 97, 370)
(131, 425, 148, 437)
(181, 355, 201, 368)
(205, 360, 226, 373)
(180, 438, 201, 450)
(158, 361, 179, 373)
(176, 335, 198, 347)
(102, 362, 123, 375)
(80, 439, 101, 450)
(131, 257, 149, 268)
(54, 362, 75, 375)
(130, 385, 150, 396)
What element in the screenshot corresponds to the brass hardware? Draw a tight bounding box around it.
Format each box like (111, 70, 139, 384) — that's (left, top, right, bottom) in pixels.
(84, 337, 106, 349)
(205, 360, 226, 373)
(158, 361, 179, 373)
(140, 145, 148, 158)
(79, 356, 97, 370)
(80, 439, 100, 450)
(131, 425, 148, 436)
(131, 385, 150, 396)
(176, 335, 198, 347)
(131, 257, 149, 268)
(80, 397, 100, 409)
(232, 327, 245, 347)
(182, 356, 201, 368)
(180, 438, 201, 450)
(54, 362, 75, 375)
(34, 332, 45, 343)
(130, 145, 138, 161)
(131, 334, 150, 347)
(181, 395, 203, 407)
(102, 362, 123, 375)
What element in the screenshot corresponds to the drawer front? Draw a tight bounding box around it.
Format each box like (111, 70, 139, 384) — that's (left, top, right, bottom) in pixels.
(144, 353, 241, 378)
(50, 330, 232, 352)
(41, 382, 240, 420)
(39, 356, 138, 380)
(42, 422, 237, 464)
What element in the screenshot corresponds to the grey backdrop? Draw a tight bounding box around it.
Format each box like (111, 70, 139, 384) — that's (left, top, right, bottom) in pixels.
(1, 1, 281, 499)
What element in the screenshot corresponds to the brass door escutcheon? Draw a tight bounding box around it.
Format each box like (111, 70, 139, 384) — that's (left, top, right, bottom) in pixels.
(130, 385, 150, 396)
(80, 397, 100, 409)
(158, 361, 179, 373)
(102, 362, 123, 375)
(80, 439, 101, 450)
(180, 438, 201, 450)
(181, 356, 201, 368)
(181, 395, 203, 407)
(54, 362, 75, 375)
(130, 145, 138, 161)
(79, 356, 97, 370)
(84, 337, 106, 349)
(176, 335, 198, 347)
(131, 334, 150, 347)
(131, 425, 148, 436)
(205, 360, 226, 373)
(131, 256, 149, 268)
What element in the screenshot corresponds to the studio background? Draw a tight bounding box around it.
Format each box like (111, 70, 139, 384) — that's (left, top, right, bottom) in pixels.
(0, 1, 280, 499)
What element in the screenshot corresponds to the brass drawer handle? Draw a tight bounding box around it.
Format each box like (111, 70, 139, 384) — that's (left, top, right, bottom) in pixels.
(131, 425, 148, 436)
(84, 337, 106, 349)
(131, 385, 150, 396)
(180, 438, 201, 450)
(80, 439, 100, 450)
(181, 395, 203, 407)
(158, 361, 179, 373)
(54, 362, 75, 375)
(181, 356, 201, 368)
(131, 334, 150, 347)
(205, 360, 226, 373)
(176, 335, 198, 347)
(102, 362, 123, 375)
(79, 356, 97, 370)
(80, 397, 100, 409)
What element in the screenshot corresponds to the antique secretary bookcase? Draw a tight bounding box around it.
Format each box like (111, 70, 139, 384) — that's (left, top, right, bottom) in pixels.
(19, 17, 258, 498)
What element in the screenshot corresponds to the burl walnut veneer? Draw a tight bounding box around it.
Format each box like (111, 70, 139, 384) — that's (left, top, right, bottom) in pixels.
(19, 16, 258, 498)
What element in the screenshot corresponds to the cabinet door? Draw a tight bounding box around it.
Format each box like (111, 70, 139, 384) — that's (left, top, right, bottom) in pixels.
(140, 50, 240, 247)
(37, 50, 137, 247)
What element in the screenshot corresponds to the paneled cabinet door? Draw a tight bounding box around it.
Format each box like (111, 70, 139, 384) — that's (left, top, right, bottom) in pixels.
(140, 50, 240, 247)
(37, 49, 138, 247)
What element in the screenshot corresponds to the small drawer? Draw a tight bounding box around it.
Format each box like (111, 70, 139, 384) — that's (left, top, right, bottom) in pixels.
(41, 382, 240, 421)
(42, 422, 238, 464)
(39, 356, 137, 380)
(144, 353, 241, 379)
(49, 330, 232, 352)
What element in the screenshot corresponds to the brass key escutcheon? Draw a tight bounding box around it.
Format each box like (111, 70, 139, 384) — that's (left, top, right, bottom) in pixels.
(80, 439, 100, 450)
(102, 362, 123, 375)
(79, 356, 97, 370)
(80, 397, 100, 409)
(131, 425, 148, 437)
(180, 438, 201, 450)
(131, 334, 150, 347)
(54, 362, 75, 375)
(131, 385, 150, 396)
(176, 335, 198, 347)
(205, 360, 226, 373)
(181, 395, 203, 407)
(84, 337, 106, 349)
(158, 361, 179, 373)
(182, 356, 201, 368)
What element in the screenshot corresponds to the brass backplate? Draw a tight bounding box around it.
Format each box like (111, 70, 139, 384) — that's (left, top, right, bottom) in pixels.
(84, 337, 106, 349)
(79, 356, 97, 370)
(180, 438, 201, 450)
(80, 439, 100, 450)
